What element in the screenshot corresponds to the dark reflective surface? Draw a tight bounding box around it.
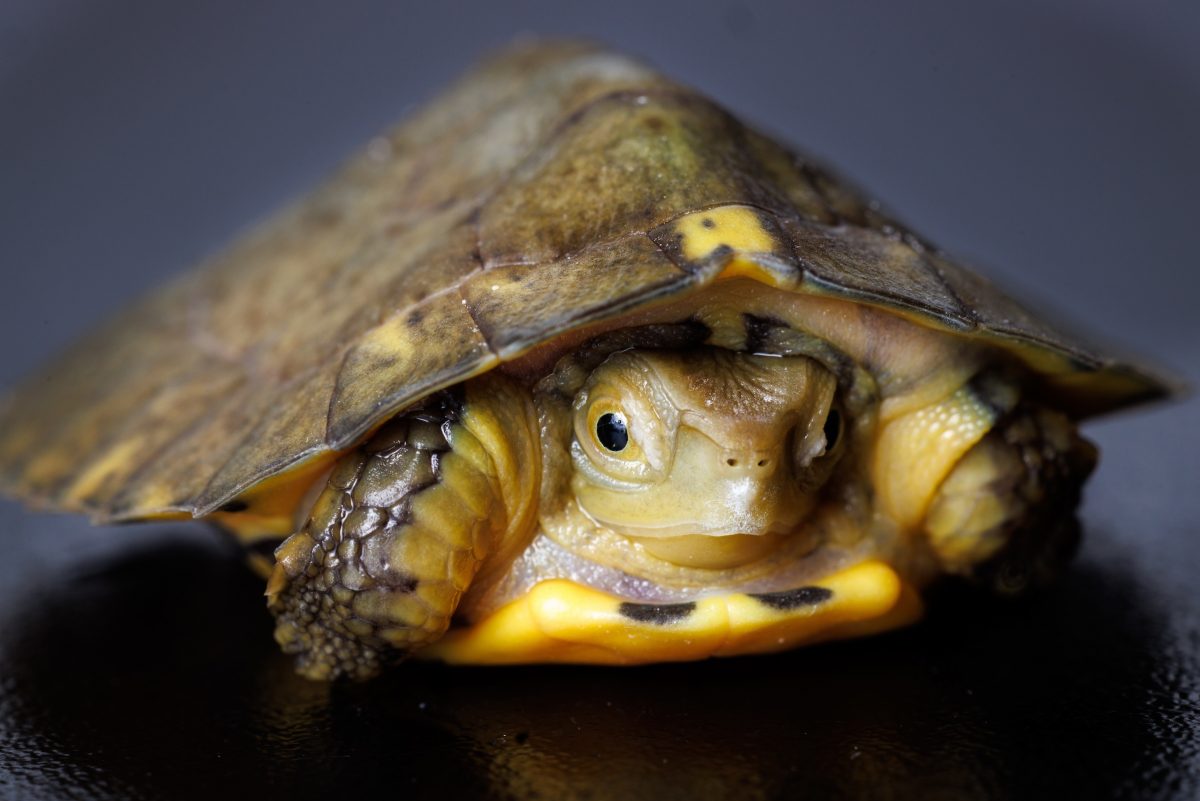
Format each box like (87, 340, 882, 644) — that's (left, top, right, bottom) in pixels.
(1, 530, 1195, 801)
(2, 2, 1198, 799)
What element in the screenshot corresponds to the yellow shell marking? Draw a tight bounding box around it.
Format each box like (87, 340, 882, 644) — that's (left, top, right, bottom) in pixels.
(419, 560, 922, 665)
(62, 439, 147, 508)
(671, 205, 793, 286)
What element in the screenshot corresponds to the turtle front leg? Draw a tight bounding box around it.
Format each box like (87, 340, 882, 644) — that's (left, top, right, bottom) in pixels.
(923, 406, 1097, 594)
(268, 377, 539, 680)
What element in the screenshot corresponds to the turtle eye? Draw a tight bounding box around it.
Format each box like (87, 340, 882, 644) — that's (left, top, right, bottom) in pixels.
(575, 386, 663, 481)
(596, 412, 629, 452)
(822, 407, 842, 452)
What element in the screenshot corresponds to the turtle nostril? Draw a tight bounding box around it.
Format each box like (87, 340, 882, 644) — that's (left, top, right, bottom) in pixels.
(724, 455, 771, 469)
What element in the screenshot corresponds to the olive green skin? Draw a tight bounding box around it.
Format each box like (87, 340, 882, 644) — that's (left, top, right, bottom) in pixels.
(0, 41, 1168, 529)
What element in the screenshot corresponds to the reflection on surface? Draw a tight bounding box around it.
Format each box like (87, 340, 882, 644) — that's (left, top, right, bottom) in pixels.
(0, 537, 1195, 800)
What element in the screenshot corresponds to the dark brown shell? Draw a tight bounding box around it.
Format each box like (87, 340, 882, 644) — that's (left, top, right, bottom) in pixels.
(0, 41, 1170, 523)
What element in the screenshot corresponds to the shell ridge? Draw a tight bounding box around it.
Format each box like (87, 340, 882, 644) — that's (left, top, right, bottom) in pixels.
(456, 283, 501, 359)
(914, 247, 980, 332)
(321, 282, 474, 437)
(100, 377, 257, 519)
(781, 219, 976, 331)
(187, 365, 344, 516)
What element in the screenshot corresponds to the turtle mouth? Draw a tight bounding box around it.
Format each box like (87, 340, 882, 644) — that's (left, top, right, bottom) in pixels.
(629, 529, 809, 570)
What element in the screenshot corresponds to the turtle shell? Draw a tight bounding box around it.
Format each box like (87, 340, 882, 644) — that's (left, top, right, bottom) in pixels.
(0, 41, 1171, 524)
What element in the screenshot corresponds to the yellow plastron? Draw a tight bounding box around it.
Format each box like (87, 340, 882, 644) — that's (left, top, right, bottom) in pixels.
(417, 561, 922, 665)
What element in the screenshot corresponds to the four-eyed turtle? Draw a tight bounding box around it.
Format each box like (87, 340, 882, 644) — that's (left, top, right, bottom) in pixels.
(0, 42, 1173, 680)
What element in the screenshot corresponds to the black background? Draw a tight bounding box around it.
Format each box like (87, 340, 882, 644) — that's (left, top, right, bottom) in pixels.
(1, 2, 1197, 799)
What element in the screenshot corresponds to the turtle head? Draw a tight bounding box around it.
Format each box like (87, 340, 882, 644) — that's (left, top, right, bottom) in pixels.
(569, 348, 843, 569)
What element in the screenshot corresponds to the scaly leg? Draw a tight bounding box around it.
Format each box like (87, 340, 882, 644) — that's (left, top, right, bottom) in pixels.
(268, 377, 539, 680)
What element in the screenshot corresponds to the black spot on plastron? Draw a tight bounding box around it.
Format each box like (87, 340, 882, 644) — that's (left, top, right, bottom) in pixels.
(618, 601, 696, 625)
(218, 499, 249, 513)
(750, 586, 833, 611)
(701, 217, 715, 229)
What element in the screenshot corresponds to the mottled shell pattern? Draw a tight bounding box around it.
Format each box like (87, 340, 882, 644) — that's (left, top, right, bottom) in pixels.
(0, 42, 1168, 523)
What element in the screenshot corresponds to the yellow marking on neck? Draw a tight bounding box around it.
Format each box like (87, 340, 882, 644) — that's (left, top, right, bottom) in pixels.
(417, 561, 921, 665)
(675, 206, 780, 263)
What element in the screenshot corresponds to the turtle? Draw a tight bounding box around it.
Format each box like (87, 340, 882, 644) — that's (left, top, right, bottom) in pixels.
(0, 41, 1173, 681)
